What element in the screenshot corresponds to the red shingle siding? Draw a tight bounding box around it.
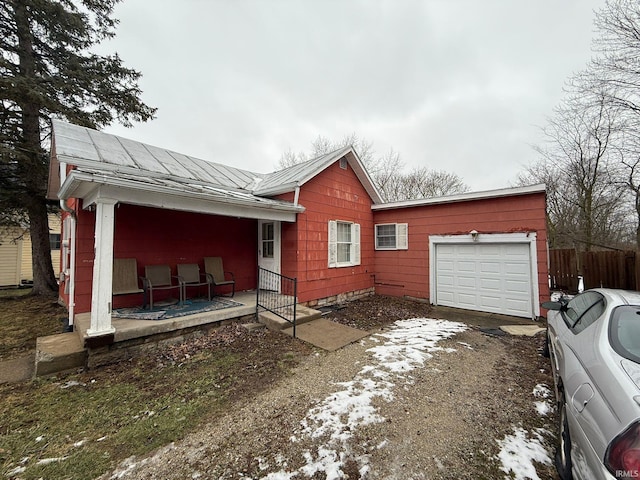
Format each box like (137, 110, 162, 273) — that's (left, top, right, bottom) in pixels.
(372, 192, 549, 306)
(277, 161, 376, 303)
(71, 204, 258, 315)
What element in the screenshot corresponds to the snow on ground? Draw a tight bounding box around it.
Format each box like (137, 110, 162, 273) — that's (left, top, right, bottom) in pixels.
(497, 428, 552, 480)
(496, 384, 554, 479)
(533, 384, 552, 417)
(258, 318, 468, 480)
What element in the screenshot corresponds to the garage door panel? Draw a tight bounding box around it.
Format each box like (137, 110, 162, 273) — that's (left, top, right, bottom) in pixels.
(505, 279, 529, 294)
(438, 274, 454, 287)
(437, 259, 454, 271)
(457, 292, 478, 307)
(438, 291, 455, 302)
(504, 244, 530, 256)
(479, 295, 502, 309)
(456, 245, 477, 256)
(479, 278, 501, 291)
(435, 242, 532, 318)
(478, 245, 501, 257)
(479, 261, 501, 274)
(505, 262, 529, 275)
(457, 276, 476, 288)
(457, 261, 476, 272)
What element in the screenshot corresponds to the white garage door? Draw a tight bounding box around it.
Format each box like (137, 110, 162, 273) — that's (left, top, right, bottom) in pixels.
(434, 243, 533, 318)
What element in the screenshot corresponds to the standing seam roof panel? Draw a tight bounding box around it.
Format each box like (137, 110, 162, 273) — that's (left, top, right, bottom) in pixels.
(88, 130, 137, 168)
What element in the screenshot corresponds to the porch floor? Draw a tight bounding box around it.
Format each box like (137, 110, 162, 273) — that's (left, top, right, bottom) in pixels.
(76, 291, 258, 343)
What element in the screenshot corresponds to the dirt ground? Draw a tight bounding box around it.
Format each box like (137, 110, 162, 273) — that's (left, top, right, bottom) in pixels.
(99, 295, 559, 480)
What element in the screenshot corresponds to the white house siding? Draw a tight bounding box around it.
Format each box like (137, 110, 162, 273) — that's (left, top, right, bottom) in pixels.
(0, 214, 61, 286)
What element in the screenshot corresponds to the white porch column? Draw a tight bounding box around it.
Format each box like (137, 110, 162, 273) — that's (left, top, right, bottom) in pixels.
(88, 198, 117, 336)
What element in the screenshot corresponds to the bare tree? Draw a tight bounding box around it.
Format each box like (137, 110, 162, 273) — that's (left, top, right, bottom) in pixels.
(530, 91, 627, 250)
(277, 136, 469, 202)
(584, 0, 640, 247)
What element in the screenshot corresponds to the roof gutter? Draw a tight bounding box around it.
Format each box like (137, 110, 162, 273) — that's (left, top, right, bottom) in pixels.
(59, 170, 305, 214)
(372, 184, 546, 211)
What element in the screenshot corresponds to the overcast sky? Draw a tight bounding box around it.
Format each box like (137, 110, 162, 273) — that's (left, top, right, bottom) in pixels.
(101, 0, 606, 192)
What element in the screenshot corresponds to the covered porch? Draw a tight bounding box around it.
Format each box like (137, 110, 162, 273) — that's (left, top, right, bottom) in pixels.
(50, 121, 305, 341)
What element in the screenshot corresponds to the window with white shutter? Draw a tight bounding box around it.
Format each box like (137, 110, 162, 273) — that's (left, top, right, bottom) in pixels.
(328, 220, 361, 267)
(375, 223, 408, 250)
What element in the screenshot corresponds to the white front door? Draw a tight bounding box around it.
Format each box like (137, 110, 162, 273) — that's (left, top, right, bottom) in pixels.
(258, 220, 281, 289)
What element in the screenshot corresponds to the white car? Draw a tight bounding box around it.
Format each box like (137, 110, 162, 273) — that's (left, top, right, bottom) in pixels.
(545, 288, 640, 480)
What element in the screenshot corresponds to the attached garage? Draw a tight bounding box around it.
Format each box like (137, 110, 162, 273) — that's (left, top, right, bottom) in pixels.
(430, 233, 540, 319)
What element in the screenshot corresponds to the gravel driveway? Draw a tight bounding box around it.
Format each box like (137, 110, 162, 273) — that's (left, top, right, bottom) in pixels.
(103, 304, 559, 480)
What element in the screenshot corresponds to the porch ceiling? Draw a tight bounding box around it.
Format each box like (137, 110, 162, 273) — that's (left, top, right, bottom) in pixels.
(59, 168, 304, 222)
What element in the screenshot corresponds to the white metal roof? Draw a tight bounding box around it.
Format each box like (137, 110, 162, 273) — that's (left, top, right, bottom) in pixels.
(52, 120, 262, 191)
(51, 120, 303, 221)
(371, 184, 546, 210)
(51, 121, 383, 218)
(256, 146, 383, 203)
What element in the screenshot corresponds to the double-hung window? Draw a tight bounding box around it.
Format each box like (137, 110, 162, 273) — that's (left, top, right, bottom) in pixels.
(375, 223, 408, 250)
(328, 220, 360, 267)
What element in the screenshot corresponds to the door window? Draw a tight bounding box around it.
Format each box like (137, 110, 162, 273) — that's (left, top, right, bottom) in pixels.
(262, 222, 274, 259)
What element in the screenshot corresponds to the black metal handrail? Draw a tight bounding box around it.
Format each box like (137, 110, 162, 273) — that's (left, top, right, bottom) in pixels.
(256, 267, 298, 337)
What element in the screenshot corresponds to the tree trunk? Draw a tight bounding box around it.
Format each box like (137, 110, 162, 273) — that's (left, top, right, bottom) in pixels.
(27, 198, 58, 296)
(14, 0, 58, 296)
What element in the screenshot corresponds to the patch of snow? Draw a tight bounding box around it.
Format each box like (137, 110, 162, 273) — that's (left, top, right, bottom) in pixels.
(533, 384, 553, 416)
(6, 465, 26, 476)
(60, 380, 86, 389)
(533, 384, 551, 399)
(458, 341, 473, 349)
(35, 435, 44, 442)
(535, 401, 551, 416)
(259, 317, 467, 479)
(97, 435, 107, 442)
(497, 427, 552, 480)
(36, 457, 67, 465)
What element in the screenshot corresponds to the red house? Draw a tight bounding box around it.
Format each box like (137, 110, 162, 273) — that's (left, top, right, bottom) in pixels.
(48, 120, 548, 342)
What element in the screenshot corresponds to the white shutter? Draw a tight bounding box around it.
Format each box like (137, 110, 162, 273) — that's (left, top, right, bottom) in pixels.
(328, 220, 337, 268)
(353, 223, 360, 265)
(397, 223, 408, 250)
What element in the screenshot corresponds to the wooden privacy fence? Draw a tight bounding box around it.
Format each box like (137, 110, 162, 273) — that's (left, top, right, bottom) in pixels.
(549, 249, 639, 292)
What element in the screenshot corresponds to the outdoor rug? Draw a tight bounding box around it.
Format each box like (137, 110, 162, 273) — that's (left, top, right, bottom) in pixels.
(112, 297, 244, 321)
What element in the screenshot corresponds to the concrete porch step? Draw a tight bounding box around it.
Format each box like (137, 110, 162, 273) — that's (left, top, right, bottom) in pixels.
(258, 305, 322, 331)
(35, 332, 87, 377)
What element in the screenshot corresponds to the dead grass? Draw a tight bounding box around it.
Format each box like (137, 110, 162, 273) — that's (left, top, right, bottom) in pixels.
(0, 291, 66, 360)
(0, 323, 312, 479)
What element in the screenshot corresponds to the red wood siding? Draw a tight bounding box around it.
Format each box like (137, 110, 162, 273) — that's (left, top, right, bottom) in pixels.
(372, 192, 549, 306)
(277, 161, 376, 303)
(70, 204, 257, 314)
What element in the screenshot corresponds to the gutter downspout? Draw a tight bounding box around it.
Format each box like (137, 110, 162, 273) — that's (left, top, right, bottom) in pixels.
(59, 162, 77, 326)
(294, 185, 300, 207)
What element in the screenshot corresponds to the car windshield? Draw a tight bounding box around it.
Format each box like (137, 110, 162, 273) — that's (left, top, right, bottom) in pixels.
(610, 306, 640, 363)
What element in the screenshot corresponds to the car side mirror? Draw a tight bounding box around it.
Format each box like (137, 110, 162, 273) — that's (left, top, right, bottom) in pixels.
(541, 300, 565, 311)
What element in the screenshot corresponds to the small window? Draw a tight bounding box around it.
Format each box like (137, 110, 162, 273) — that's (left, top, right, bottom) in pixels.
(375, 223, 408, 250)
(328, 220, 360, 268)
(339, 157, 347, 170)
(49, 233, 61, 250)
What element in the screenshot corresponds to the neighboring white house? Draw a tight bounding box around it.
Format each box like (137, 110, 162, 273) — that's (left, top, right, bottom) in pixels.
(0, 213, 61, 287)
